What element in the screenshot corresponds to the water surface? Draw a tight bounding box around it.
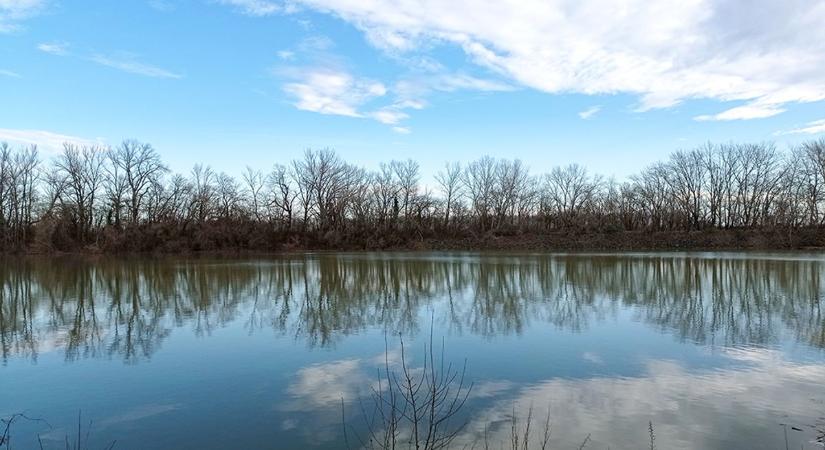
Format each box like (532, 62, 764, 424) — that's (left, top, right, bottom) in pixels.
(1, 252, 824, 449)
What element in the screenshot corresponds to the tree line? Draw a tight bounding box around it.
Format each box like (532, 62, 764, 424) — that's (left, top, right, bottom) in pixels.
(1, 138, 824, 252)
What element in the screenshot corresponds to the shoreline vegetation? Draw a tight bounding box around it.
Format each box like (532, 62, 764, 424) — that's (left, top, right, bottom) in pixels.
(1, 139, 825, 253)
(8, 229, 825, 255)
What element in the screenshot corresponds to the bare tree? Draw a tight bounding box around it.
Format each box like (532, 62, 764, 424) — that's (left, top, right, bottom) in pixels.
(491, 159, 532, 230)
(391, 159, 420, 223)
(0, 144, 40, 247)
(667, 149, 705, 229)
(216, 172, 241, 219)
(109, 140, 168, 225)
(54, 144, 107, 242)
(463, 156, 497, 231)
(798, 139, 825, 225)
(542, 164, 601, 229)
(4, 136, 825, 253)
(292, 149, 363, 232)
(435, 162, 462, 229)
(372, 163, 400, 228)
(268, 164, 296, 228)
(190, 164, 215, 223)
(347, 332, 472, 450)
(242, 166, 265, 222)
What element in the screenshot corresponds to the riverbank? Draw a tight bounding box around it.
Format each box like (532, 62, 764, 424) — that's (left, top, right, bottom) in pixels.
(5, 227, 825, 254)
(420, 228, 825, 252)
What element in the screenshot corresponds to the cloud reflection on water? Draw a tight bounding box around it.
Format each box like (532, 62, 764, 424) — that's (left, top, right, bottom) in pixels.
(281, 346, 824, 449)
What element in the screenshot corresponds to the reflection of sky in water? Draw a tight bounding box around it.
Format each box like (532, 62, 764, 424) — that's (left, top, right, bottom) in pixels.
(281, 346, 825, 449)
(1, 253, 824, 449)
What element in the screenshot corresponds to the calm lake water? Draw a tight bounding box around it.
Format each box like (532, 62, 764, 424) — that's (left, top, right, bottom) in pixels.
(1, 252, 824, 449)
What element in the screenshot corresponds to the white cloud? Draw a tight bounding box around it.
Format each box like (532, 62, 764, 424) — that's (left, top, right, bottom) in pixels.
(283, 69, 386, 117)
(37, 41, 69, 56)
(292, 0, 825, 120)
(781, 118, 825, 136)
(394, 99, 426, 110)
(581, 351, 604, 364)
(452, 350, 825, 449)
(0, 0, 42, 11)
(470, 380, 514, 399)
(578, 106, 601, 120)
(0, 0, 44, 32)
(89, 54, 182, 79)
(279, 67, 511, 131)
(278, 352, 403, 446)
(148, 0, 175, 12)
(285, 359, 365, 409)
(37, 45, 180, 79)
(0, 128, 104, 153)
(393, 73, 510, 103)
(216, 0, 280, 16)
(370, 109, 409, 125)
(431, 73, 512, 93)
(694, 104, 786, 121)
(97, 403, 181, 428)
(298, 35, 334, 52)
(272, 19, 509, 131)
(0, 69, 21, 78)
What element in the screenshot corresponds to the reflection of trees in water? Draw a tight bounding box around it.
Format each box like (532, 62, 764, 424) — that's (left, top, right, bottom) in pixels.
(0, 254, 823, 362)
(0, 263, 37, 362)
(620, 257, 825, 348)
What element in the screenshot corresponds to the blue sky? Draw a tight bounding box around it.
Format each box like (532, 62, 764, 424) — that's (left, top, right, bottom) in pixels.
(1, 0, 824, 181)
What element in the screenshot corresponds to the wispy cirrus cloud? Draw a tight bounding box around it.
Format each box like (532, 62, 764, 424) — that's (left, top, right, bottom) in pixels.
(283, 68, 386, 117)
(694, 103, 787, 121)
(578, 106, 601, 120)
(0, 128, 104, 153)
(370, 109, 409, 125)
(37, 41, 69, 56)
(0, 0, 45, 32)
(392, 73, 511, 102)
(429, 73, 512, 93)
(279, 65, 509, 133)
(386, 72, 511, 126)
(89, 53, 182, 79)
(216, 0, 281, 16)
(0, 69, 21, 78)
(287, 0, 825, 121)
(36, 42, 180, 80)
(275, 35, 415, 131)
(779, 119, 825, 136)
(147, 0, 175, 12)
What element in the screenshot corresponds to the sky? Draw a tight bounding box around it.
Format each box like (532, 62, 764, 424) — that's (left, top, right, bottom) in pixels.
(1, 0, 824, 182)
